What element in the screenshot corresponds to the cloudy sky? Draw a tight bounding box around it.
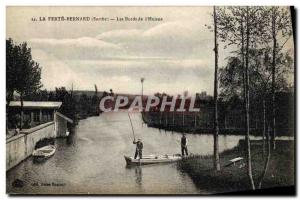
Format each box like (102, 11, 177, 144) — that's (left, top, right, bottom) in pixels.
(6, 6, 292, 96)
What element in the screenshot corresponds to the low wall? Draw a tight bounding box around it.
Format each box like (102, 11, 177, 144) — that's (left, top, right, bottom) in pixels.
(6, 122, 55, 171)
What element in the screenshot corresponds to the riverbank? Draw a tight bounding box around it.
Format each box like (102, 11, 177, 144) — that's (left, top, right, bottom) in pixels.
(147, 123, 268, 136)
(179, 140, 295, 194)
(142, 112, 294, 136)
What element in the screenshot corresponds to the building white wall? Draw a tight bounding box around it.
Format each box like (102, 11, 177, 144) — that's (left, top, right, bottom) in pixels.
(6, 122, 55, 171)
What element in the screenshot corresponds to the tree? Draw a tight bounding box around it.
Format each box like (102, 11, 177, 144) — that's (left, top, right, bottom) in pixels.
(55, 87, 76, 121)
(244, 7, 256, 189)
(251, 47, 292, 154)
(6, 39, 42, 129)
(48, 91, 55, 101)
(6, 38, 16, 104)
(219, 57, 244, 99)
(220, 47, 293, 190)
(218, 6, 293, 189)
(257, 6, 292, 187)
(6, 38, 17, 132)
(55, 87, 68, 102)
(213, 6, 221, 171)
(92, 84, 100, 115)
(217, 5, 273, 189)
(209, 7, 257, 185)
(216, 6, 257, 189)
(269, 7, 292, 150)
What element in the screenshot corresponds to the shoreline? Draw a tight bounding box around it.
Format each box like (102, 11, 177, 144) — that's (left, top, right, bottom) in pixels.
(142, 112, 294, 137)
(178, 140, 295, 194)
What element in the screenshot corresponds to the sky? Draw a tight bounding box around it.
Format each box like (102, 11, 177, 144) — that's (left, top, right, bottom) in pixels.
(6, 6, 293, 96)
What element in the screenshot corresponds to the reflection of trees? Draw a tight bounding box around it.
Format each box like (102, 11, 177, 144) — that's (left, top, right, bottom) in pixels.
(66, 130, 76, 146)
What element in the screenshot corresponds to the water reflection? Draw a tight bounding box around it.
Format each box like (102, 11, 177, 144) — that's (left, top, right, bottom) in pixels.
(135, 166, 142, 186)
(32, 157, 47, 165)
(124, 165, 143, 189)
(66, 131, 76, 146)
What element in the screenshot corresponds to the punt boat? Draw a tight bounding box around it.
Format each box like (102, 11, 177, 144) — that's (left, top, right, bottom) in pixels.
(124, 154, 183, 165)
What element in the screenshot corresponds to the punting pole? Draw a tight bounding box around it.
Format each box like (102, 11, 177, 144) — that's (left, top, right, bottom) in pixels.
(128, 113, 136, 141)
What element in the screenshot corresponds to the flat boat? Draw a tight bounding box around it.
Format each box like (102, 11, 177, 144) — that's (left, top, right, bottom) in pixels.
(124, 154, 182, 165)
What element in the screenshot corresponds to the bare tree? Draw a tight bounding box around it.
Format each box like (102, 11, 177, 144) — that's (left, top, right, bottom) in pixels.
(257, 6, 293, 187)
(216, 6, 260, 190)
(244, 7, 255, 189)
(213, 6, 221, 171)
(269, 7, 292, 150)
(217, 6, 293, 190)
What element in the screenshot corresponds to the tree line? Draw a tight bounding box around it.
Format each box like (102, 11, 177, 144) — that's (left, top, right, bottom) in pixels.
(211, 6, 294, 190)
(6, 38, 42, 129)
(6, 38, 104, 129)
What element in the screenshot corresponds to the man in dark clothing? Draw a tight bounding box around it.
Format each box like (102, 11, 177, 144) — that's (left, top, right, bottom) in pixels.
(181, 133, 188, 156)
(133, 138, 143, 159)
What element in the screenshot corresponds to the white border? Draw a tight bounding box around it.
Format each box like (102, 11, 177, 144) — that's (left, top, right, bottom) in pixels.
(1, 0, 299, 200)
(2, 0, 299, 6)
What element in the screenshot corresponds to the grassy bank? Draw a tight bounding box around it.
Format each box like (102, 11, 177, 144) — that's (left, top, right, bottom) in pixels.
(178, 140, 295, 194)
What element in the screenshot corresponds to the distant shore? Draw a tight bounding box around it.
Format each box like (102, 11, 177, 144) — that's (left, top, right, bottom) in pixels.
(142, 112, 294, 137)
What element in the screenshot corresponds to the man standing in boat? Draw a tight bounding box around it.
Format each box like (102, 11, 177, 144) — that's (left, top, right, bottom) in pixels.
(133, 138, 143, 159)
(181, 133, 188, 156)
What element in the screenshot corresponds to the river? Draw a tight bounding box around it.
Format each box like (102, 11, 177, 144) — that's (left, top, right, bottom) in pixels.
(7, 112, 259, 194)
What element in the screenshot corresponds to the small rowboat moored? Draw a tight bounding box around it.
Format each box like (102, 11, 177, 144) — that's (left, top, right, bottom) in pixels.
(32, 145, 56, 159)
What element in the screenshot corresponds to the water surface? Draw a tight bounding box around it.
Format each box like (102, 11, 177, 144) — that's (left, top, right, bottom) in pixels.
(7, 112, 253, 194)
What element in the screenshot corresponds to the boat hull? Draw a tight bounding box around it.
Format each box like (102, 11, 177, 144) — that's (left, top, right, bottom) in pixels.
(32, 145, 56, 160)
(124, 154, 182, 166)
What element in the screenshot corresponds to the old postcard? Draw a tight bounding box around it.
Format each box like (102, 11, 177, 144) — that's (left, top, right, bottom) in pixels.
(6, 6, 295, 195)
